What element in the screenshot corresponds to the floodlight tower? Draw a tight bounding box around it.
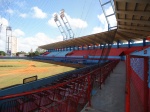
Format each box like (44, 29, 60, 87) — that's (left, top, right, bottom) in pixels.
(99, 0, 117, 31)
(60, 9, 74, 39)
(54, 13, 68, 41)
(6, 26, 12, 56)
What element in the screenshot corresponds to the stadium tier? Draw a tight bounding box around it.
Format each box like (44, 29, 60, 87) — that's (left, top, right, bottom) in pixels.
(35, 43, 150, 64)
(0, 0, 150, 112)
(41, 52, 50, 56)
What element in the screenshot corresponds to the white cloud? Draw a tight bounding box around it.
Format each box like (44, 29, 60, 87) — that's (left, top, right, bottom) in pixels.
(0, 19, 61, 52)
(0, 39, 5, 51)
(92, 27, 104, 34)
(0, 17, 61, 53)
(92, 14, 108, 34)
(48, 13, 88, 29)
(0, 17, 9, 51)
(6, 9, 14, 15)
(0, 17, 9, 26)
(97, 14, 106, 25)
(13, 29, 25, 37)
(32, 6, 47, 19)
(48, 13, 57, 27)
(1, 31, 62, 52)
(65, 14, 88, 29)
(107, 15, 117, 27)
(17, 32, 61, 52)
(19, 13, 27, 18)
(0, 25, 6, 48)
(92, 6, 117, 34)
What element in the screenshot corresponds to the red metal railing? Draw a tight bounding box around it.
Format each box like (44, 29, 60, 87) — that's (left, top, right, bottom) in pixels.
(126, 55, 149, 112)
(0, 60, 119, 112)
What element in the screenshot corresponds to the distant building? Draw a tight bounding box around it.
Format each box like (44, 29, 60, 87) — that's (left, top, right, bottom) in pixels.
(6, 26, 18, 56)
(11, 36, 17, 55)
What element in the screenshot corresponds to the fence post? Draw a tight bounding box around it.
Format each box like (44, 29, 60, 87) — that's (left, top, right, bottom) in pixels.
(144, 57, 148, 112)
(126, 55, 130, 112)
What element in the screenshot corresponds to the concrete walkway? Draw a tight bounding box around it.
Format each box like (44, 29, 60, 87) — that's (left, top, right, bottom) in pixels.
(81, 61, 126, 112)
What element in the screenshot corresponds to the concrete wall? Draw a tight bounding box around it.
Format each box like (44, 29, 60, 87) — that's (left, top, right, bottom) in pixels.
(0, 57, 30, 59)
(131, 47, 150, 56)
(0, 72, 68, 96)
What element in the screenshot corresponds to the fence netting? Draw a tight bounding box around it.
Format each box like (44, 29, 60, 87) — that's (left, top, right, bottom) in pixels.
(126, 55, 149, 112)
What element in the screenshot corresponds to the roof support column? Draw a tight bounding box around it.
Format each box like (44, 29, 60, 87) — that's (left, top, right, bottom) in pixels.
(128, 40, 131, 48)
(143, 38, 146, 46)
(87, 45, 89, 50)
(78, 46, 79, 50)
(70, 46, 71, 51)
(73, 46, 75, 50)
(93, 45, 95, 49)
(100, 44, 103, 49)
(117, 40, 120, 48)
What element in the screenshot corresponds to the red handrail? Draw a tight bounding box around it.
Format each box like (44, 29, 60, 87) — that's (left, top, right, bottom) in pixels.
(0, 60, 119, 112)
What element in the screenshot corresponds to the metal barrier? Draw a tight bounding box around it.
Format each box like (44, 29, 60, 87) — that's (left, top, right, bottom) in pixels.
(126, 55, 149, 112)
(0, 60, 119, 112)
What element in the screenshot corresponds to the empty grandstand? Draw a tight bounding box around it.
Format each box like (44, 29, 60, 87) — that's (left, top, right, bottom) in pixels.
(0, 0, 150, 112)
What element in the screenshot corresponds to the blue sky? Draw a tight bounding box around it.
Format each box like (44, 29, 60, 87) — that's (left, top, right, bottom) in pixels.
(0, 0, 116, 52)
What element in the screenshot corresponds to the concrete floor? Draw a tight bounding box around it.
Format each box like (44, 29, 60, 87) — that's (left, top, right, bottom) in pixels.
(81, 61, 126, 112)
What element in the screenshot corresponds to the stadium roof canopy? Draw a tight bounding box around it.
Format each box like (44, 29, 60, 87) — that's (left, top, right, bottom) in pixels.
(39, 0, 150, 50)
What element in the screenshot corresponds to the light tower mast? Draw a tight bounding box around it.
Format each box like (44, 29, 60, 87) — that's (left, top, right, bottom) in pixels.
(60, 9, 74, 39)
(99, 0, 117, 31)
(6, 26, 12, 56)
(54, 14, 68, 41)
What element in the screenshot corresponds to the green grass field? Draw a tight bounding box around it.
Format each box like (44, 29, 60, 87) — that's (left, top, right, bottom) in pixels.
(0, 59, 75, 89)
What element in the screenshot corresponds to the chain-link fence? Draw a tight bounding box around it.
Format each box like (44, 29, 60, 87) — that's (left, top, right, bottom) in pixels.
(126, 55, 149, 112)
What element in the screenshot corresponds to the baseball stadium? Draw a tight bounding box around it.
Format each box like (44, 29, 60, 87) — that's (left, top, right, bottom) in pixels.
(0, 0, 150, 112)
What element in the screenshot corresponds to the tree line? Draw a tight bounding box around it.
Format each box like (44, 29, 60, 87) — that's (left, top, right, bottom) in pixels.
(0, 50, 44, 57)
(0, 51, 6, 56)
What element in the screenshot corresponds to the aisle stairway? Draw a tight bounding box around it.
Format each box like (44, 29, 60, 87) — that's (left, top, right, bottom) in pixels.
(82, 61, 126, 112)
